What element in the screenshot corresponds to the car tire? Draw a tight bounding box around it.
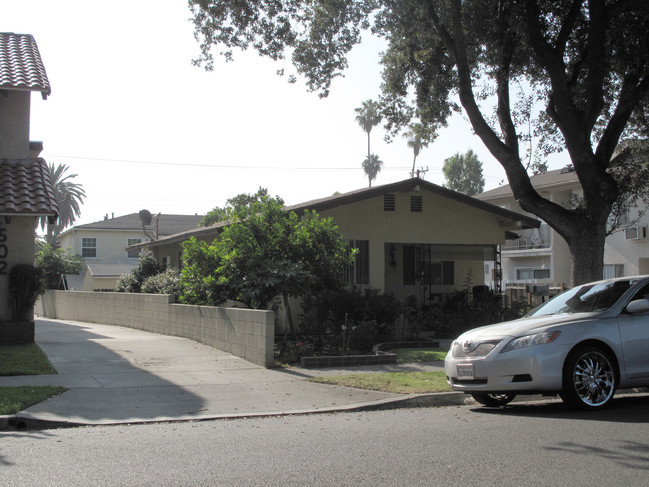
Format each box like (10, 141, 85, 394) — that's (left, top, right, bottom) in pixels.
(470, 392, 516, 407)
(560, 345, 617, 409)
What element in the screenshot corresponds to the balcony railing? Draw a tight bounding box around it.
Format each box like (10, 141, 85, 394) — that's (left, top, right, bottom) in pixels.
(502, 227, 551, 251)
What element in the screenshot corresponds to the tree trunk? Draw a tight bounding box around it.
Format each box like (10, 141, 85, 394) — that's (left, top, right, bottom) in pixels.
(567, 232, 606, 287)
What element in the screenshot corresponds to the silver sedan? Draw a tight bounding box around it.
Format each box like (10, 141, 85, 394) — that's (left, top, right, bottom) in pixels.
(445, 276, 649, 408)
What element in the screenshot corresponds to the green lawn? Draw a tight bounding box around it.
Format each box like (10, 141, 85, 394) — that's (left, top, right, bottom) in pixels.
(0, 343, 65, 415)
(0, 344, 57, 376)
(309, 371, 450, 394)
(307, 347, 451, 394)
(0, 386, 67, 415)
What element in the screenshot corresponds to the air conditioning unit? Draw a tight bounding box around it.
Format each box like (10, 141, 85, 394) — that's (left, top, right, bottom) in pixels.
(625, 225, 648, 241)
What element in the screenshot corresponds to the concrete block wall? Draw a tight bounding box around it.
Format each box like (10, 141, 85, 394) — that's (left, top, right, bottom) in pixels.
(36, 291, 275, 367)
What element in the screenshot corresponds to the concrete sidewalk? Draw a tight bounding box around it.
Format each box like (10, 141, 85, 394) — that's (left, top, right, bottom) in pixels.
(0, 319, 464, 429)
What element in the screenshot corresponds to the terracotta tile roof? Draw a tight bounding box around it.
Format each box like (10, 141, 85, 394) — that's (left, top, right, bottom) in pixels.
(0, 158, 58, 221)
(0, 33, 51, 98)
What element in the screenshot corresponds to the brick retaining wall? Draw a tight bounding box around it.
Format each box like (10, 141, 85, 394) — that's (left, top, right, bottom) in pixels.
(36, 290, 275, 367)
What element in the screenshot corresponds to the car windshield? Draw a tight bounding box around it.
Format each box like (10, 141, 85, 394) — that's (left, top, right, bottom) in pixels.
(527, 280, 634, 316)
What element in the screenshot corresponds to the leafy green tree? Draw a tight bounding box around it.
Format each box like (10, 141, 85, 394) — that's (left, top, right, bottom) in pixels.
(199, 187, 285, 226)
(362, 153, 384, 187)
(40, 163, 86, 247)
(180, 199, 352, 334)
(115, 249, 162, 293)
(35, 244, 84, 290)
(188, 0, 649, 286)
(403, 123, 433, 178)
(442, 150, 486, 196)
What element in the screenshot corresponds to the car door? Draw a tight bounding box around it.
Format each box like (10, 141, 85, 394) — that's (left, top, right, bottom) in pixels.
(617, 283, 649, 381)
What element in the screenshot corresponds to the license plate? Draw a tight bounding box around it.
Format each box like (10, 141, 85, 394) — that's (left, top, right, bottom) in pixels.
(457, 364, 475, 380)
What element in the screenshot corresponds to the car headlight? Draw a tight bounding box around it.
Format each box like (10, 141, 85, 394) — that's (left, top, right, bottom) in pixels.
(502, 331, 561, 353)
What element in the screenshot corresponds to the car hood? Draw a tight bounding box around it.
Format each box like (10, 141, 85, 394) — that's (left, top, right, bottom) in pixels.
(455, 313, 598, 341)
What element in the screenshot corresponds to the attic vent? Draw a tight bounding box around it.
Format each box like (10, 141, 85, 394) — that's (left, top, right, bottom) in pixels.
(411, 195, 422, 212)
(384, 194, 396, 211)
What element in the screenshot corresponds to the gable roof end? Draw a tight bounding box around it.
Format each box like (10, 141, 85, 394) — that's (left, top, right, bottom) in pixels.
(0, 33, 51, 99)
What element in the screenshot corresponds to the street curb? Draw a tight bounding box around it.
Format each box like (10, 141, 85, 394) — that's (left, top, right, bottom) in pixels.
(0, 392, 470, 431)
(4, 389, 647, 431)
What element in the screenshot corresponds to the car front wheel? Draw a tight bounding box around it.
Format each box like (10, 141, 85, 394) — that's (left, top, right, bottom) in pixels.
(470, 392, 516, 407)
(560, 346, 616, 409)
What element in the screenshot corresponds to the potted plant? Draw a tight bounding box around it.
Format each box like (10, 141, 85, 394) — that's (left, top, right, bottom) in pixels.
(2, 263, 44, 345)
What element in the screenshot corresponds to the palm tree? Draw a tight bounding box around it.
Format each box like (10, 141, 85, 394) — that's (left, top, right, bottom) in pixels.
(403, 123, 432, 178)
(362, 154, 383, 187)
(40, 163, 86, 247)
(354, 99, 382, 166)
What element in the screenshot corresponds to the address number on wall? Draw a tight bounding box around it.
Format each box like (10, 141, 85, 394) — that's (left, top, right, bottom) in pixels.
(0, 227, 7, 275)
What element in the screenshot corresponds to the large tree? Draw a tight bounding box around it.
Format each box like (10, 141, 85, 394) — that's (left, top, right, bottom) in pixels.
(199, 187, 284, 226)
(180, 199, 352, 334)
(189, 0, 649, 285)
(39, 163, 86, 247)
(442, 149, 486, 196)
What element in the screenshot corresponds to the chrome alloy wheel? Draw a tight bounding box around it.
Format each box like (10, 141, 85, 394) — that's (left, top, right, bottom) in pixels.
(568, 349, 616, 407)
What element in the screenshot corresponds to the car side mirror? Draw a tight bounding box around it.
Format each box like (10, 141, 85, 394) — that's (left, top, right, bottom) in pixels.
(626, 299, 649, 314)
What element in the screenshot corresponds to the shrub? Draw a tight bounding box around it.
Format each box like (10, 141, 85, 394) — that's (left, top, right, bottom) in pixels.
(115, 249, 161, 293)
(8, 264, 44, 320)
(141, 268, 182, 296)
(35, 244, 83, 290)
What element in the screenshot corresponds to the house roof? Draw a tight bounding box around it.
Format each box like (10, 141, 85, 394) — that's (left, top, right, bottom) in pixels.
(86, 263, 138, 278)
(284, 178, 540, 226)
(0, 158, 58, 220)
(0, 33, 51, 98)
(476, 167, 580, 201)
(65, 213, 204, 236)
(134, 177, 540, 250)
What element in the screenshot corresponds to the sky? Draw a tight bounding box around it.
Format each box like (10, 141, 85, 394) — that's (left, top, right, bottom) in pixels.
(5, 1, 538, 227)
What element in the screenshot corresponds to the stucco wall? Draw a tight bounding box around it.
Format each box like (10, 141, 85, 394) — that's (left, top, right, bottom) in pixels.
(0, 92, 30, 159)
(59, 229, 146, 264)
(0, 216, 37, 321)
(36, 290, 275, 367)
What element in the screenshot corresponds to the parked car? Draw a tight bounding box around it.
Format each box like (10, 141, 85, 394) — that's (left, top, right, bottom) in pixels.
(445, 275, 649, 409)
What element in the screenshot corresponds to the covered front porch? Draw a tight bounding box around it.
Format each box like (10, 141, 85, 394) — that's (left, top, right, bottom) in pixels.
(383, 242, 498, 305)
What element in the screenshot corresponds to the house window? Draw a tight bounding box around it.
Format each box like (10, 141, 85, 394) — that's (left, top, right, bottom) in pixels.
(127, 239, 142, 258)
(431, 261, 455, 286)
(345, 240, 370, 285)
(603, 264, 624, 279)
(516, 268, 551, 280)
(403, 245, 454, 285)
(410, 195, 422, 212)
(384, 194, 395, 211)
(81, 237, 97, 258)
(403, 245, 418, 285)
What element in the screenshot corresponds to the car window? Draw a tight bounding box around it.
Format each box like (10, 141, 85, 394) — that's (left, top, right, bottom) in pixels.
(629, 283, 649, 302)
(528, 280, 634, 316)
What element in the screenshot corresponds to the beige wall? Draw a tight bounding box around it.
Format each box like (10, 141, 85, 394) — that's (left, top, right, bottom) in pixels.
(36, 291, 275, 367)
(0, 216, 37, 320)
(0, 92, 30, 159)
(59, 229, 147, 264)
(320, 191, 506, 294)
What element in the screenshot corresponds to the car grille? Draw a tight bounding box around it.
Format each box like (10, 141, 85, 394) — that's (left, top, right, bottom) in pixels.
(451, 340, 501, 359)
